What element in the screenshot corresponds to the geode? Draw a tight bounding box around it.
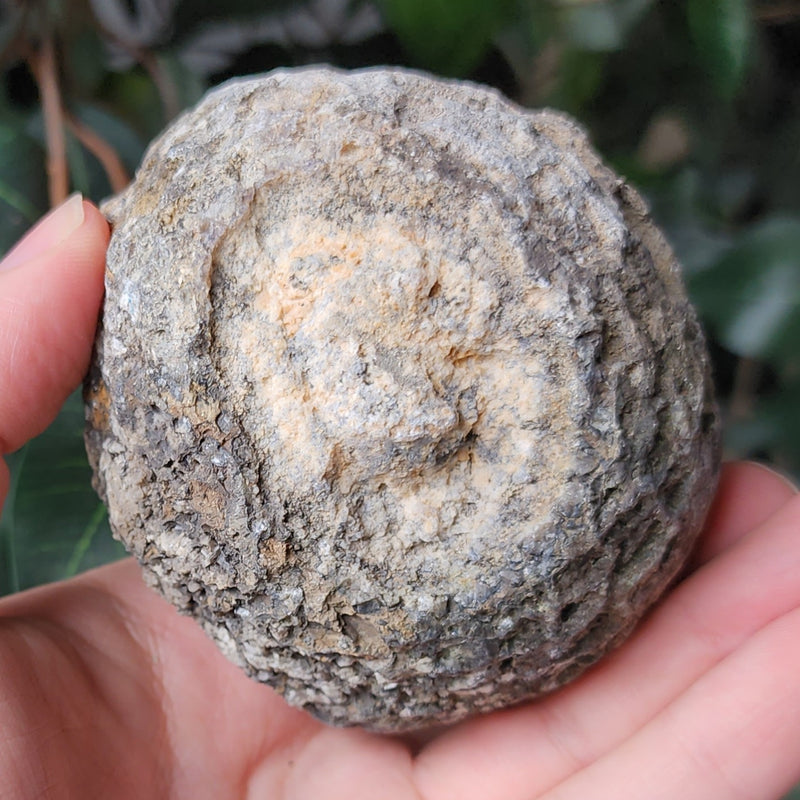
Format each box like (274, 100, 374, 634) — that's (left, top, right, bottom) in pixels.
(85, 66, 721, 732)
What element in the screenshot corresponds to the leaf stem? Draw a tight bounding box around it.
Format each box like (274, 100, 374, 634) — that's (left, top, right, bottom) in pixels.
(28, 34, 69, 207)
(65, 112, 130, 193)
(756, 2, 800, 23)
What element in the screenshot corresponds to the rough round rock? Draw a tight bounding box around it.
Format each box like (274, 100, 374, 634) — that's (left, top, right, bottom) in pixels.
(85, 66, 721, 732)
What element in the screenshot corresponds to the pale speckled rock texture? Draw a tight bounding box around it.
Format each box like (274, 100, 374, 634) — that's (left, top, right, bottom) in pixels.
(85, 66, 721, 732)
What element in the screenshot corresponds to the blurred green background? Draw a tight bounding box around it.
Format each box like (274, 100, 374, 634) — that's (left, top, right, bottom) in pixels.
(0, 1, 798, 792)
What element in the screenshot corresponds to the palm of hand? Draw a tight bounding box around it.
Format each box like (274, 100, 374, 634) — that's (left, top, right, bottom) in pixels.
(1, 204, 798, 799)
(2, 463, 798, 800)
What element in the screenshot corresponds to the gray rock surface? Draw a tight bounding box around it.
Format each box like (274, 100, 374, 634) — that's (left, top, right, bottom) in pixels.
(85, 66, 721, 732)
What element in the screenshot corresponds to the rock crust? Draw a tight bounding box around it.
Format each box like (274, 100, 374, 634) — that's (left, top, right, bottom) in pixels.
(85, 66, 721, 731)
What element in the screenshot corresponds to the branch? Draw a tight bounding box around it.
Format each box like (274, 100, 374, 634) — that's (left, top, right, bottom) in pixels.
(756, 2, 800, 24)
(28, 35, 69, 207)
(65, 113, 130, 194)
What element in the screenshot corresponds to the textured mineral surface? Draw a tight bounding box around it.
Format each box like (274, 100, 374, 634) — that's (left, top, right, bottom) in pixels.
(86, 66, 721, 732)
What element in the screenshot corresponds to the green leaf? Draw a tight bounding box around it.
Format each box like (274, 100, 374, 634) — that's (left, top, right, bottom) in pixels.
(0, 391, 124, 595)
(59, 105, 142, 202)
(723, 414, 780, 461)
(172, 0, 297, 32)
(561, 3, 624, 52)
(614, 0, 656, 31)
(376, 0, 514, 77)
(65, 27, 109, 96)
(0, 2, 26, 64)
(100, 69, 169, 142)
(0, 447, 28, 595)
(72, 103, 147, 174)
(65, 129, 92, 196)
(523, 1, 559, 50)
(760, 385, 800, 481)
(0, 123, 47, 257)
(726, 371, 800, 481)
(157, 50, 208, 113)
(687, 0, 752, 100)
(784, 781, 800, 800)
(688, 217, 800, 363)
(556, 0, 654, 52)
(97, 54, 207, 138)
(551, 49, 606, 114)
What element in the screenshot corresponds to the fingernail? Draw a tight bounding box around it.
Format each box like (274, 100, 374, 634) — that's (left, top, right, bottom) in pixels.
(750, 461, 799, 494)
(1, 193, 85, 272)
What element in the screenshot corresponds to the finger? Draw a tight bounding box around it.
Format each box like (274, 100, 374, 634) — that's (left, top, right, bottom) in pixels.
(247, 728, 418, 800)
(0, 559, 315, 798)
(79, 561, 309, 797)
(0, 460, 8, 507)
(405, 463, 790, 771)
(690, 460, 798, 568)
(3, 559, 420, 800)
(76, 561, 322, 799)
(0, 198, 108, 454)
(0, 193, 86, 272)
(413, 493, 800, 800)
(542, 607, 800, 800)
(81, 564, 420, 800)
(0, 560, 172, 798)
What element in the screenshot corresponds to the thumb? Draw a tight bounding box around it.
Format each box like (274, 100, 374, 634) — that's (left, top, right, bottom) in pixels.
(0, 195, 109, 462)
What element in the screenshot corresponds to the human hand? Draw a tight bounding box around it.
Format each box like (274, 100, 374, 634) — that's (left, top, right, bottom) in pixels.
(1, 199, 799, 799)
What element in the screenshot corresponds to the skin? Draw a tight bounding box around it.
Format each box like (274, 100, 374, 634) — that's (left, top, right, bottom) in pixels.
(1, 199, 799, 800)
